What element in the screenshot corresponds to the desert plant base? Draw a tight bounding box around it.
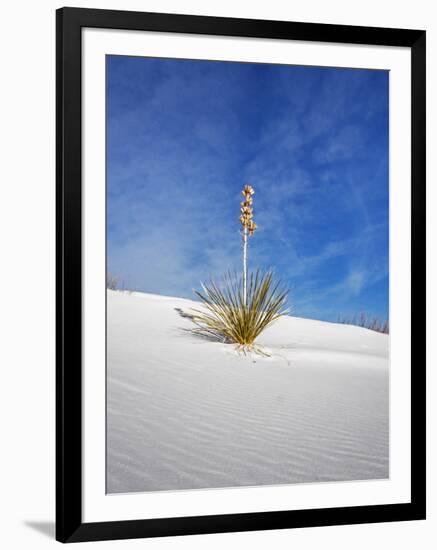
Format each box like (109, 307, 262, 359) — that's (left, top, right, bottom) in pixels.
(234, 342, 272, 357)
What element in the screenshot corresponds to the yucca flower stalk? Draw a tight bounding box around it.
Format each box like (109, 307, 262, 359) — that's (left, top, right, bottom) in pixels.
(240, 184, 257, 306)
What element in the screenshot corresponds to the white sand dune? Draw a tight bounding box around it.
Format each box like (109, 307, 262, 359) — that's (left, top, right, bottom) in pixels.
(106, 290, 389, 494)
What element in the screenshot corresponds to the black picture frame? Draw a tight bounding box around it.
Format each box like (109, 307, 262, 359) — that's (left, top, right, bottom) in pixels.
(56, 6, 426, 543)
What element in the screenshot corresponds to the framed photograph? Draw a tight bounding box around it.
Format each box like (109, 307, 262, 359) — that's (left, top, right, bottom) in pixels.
(56, 7, 426, 543)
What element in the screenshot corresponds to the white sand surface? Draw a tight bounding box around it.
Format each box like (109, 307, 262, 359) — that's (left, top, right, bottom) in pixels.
(107, 290, 389, 494)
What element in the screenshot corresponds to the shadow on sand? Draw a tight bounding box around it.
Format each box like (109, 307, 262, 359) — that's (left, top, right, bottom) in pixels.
(174, 307, 225, 343)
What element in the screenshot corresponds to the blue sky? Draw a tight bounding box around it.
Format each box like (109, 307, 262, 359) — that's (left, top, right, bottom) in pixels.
(107, 55, 389, 322)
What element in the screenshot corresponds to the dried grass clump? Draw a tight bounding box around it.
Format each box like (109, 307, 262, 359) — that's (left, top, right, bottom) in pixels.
(107, 273, 120, 290)
(190, 270, 288, 351)
(337, 313, 389, 334)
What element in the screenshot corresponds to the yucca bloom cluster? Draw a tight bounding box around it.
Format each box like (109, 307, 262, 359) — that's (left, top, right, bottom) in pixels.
(240, 184, 257, 236)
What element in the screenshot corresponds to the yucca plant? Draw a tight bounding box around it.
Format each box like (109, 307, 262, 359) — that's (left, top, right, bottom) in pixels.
(190, 185, 289, 353)
(191, 270, 288, 351)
